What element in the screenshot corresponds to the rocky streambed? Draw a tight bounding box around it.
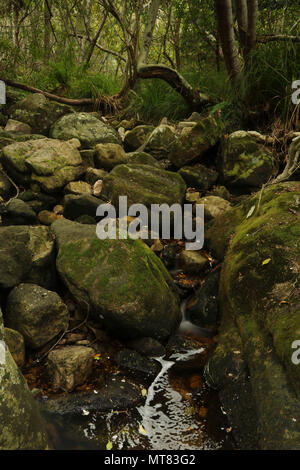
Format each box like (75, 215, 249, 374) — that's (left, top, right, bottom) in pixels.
(1, 92, 300, 450)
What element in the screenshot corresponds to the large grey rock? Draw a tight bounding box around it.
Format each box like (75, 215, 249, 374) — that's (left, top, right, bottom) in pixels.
(205, 182, 300, 449)
(8, 93, 73, 135)
(178, 164, 218, 191)
(52, 219, 181, 340)
(124, 125, 155, 151)
(169, 116, 223, 168)
(0, 225, 56, 290)
(101, 163, 186, 208)
(1, 138, 84, 193)
(6, 283, 69, 349)
(220, 131, 278, 188)
(50, 112, 120, 149)
(0, 309, 51, 450)
(144, 124, 175, 159)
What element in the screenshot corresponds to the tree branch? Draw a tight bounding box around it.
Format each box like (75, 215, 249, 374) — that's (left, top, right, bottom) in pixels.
(257, 34, 300, 43)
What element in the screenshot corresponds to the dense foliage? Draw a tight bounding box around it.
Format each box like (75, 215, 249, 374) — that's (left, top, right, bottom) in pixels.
(0, 0, 299, 128)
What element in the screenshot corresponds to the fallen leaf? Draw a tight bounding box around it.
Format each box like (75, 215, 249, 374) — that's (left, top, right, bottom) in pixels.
(141, 388, 147, 397)
(262, 258, 271, 265)
(106, 441, 113, 450)
(139, 424, 147, 435)
(246, 205, 256, 219)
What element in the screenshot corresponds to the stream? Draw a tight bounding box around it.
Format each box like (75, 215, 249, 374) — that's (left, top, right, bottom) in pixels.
(42, 300, 234, 450)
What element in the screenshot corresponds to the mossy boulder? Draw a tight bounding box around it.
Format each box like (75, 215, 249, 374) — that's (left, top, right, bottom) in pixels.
(101, 163, 186, 208)
(206, 182, 300, 449)
(143, 124, 175, 159)
(50, 112, 120, 149)
(124, 125, 155, 151)
(8, 93, 73, 135)
(52, 219, 181, 340)
(220, 131, 278, 188)
(0, 309, 51, 450)
(178, 164, 218, 191)
(125, 151, 161, 167)
(0, 225, 56, 290)
(4, 328, 25, 368)
(1, 138, 84, 193)
(94, 143, 127, 170)
(169, 116, 223, 168)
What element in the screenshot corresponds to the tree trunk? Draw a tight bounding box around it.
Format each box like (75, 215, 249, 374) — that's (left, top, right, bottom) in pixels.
(236, 0, 248, 58)
(44, 0, 51, 64)
(215, 0, 243, 80)
(245, 0, 258, 59)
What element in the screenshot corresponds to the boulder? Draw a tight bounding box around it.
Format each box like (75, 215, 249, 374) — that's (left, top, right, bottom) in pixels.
(0, 309, 51, 450)
(63, 194, 104, 221)
(125, 151, 161, 167)
(85, 167, 108, 185)
(179, 250, 208, 273)
(205, 182, 300, 449)
(52, 219, 181, 340)
(186, 271, 220, 327)
(4, 327, 25, 367)
(144, 124, 175, 159)
(47, 346, 94, 392)
(127, 337, 166, 357)
(220, 130, 278, 188)
(0, 225, 56, 290)
(6, 283, 69, 349)
(50, 112, 120, 148)
(124, 125, 155, 151)
(101, 163, 186, 208)
(64, 181, 92, 196)
(94, 143, 127, 170)
(178, 164, 218, 191)
(169, 116, 223, 168)
(113, 349, 161, 380)
(194, 195, 231, 220)
(2, 199, 37, 225)
(1, 137, 84, 193)
(0, 171, 14, 200)
(8, 93, 73, 135)
(4, 119, 32, 135)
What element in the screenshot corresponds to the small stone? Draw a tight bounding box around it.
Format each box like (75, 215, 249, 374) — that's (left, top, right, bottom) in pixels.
(64, 181, 92, 196)
(53, 205, 64, 215)
(93, 179, 103, 197)
(179, 250, 209, 273)
(47, 346, 94, 392)
(38, 210, 62, 226)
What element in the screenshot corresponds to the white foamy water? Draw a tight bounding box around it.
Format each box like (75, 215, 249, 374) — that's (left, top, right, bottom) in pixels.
(137, 349, 221, 450)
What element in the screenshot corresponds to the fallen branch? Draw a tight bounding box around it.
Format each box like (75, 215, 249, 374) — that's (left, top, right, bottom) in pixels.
(0, 78, 123, 110)
(137, 64, 212, 110)
(257, 34, 300, 43)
